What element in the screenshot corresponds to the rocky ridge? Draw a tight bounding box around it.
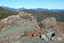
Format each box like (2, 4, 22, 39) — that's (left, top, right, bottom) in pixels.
(0, 12, 64, 43)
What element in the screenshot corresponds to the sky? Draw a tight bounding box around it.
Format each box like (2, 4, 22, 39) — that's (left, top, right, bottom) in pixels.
(0, 0, 64, 9)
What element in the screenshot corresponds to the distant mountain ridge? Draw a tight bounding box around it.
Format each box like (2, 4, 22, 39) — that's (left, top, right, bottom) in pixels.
(1, 6, 64, 12)
(1, 6, 25, 11)
(31, 8, 64, 12)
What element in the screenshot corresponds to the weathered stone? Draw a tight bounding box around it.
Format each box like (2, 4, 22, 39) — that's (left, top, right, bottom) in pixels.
(40, 17, 57, 29)
(19, 12, 36, 21)
(47, 32, 55, 39)
(0, 12, 40, 43)
(41, 35, 49, 41)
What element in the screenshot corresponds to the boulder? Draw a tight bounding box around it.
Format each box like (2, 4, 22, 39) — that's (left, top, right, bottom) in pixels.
(39, 17, 57, 29)
(19, 12, 36, 21)
(41, 35, 49, 41)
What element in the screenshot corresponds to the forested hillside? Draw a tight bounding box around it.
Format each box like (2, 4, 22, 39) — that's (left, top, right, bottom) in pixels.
(22, 9, 64, 22)
(0, 7, 18, 19)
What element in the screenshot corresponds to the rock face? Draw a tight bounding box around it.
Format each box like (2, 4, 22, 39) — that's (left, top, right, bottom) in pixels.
(0, 12, 64, 43)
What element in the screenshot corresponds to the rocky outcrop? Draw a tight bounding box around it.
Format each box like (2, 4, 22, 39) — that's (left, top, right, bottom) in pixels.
(39, 17, 64, 42)
(0, 12, 40, 43)
(0, 12, 64, 43)
(39, 17, 57, 29)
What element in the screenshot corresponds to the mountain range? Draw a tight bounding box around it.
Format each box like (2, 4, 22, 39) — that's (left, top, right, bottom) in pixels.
(31, 8, 64, 12)
(1, 6, 25, 11)
(1, 6, 64, 12)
